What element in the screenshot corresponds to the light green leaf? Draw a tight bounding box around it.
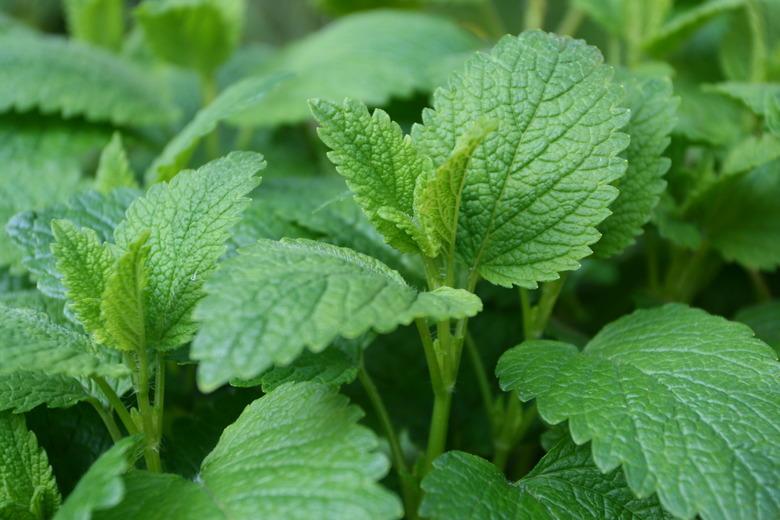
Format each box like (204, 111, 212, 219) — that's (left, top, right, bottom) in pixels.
(54, 436, 140, 520)
(64, 0, 124, 51)
(7, 189, 136, 299)
(0, 304, 127, 379)
(736, 300, 780, 353)
(0, 413, 60, 520)
(193, 239, 481, 391)
(135, 0, 245, 76)
(689, 161, 780, 269)
(705, 82, 780, 116)
(414, 119, 497, 258)
(114, 152, 263, 351)
(147, 74, 284, 183)
(674, 81, 750, 145)
(95, 134, 137, 194)
(722, 133, 780, 175)
(310, 98, 433, 254)
(412, 31, 629, 288)
(93, 472, 222, 520)
(95, 383, 402, 519)
(497, 304, 780, 520)
(51, 219, 114, 341)
(596, 74, 676, 257)
(0, 33, 177, 126)
(421, 438, 672, 520)
(100, 232, 150, 352)
(199, 382, 401, 519)
(0, 372, 91, 414)
(228, 10, 479, 128)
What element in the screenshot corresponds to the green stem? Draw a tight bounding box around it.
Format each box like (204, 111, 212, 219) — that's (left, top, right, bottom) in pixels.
(137, 348, 161, 472)
(493, 393, 521, 469)
(154, 354, 165, 446)
(465, 333, 495, 433)
(607, 36, 622, 66)
(478, 0, 506, 38)
(358, 363, 417, 518)
(88, 399, 123, 443)
(234, 126, 255, 150)
(201, 74, 221, 159)
(424, 389, 452, 472)
(416, 319, 444, 394)
(525, 0, 547, 30)
(747, 268, 772, 302)
(746, 0, 767, 82)
(556, 4, 584, 35)
(92, 376, 138, 435)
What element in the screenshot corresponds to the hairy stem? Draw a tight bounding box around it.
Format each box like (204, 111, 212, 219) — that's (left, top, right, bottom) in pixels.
(358, 363, 418, 518)
(88, 399, 123, 443)
(92, 376, 138, 435)
(154, 354, 166, 448)
(137, 348, 161, 472)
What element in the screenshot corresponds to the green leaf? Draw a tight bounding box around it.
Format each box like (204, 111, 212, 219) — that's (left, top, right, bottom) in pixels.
(0, 304, 127, 379)
(736, 300, 780, 353)
(100, 232, 150, 352)
(147, 74, 284, 183)
(688, 161, 780, 269)
(51, 220, 115, 341)
(228, 10, 479, 128)
(595, 74, 676, 257)
(136, 0, 245, 76)
(414, 119, 497, 258)
(412, 31, 629, 288)
(643, 0, 744, 54)
(705, 82, 780, 117)
(7, 189, 136, 300)
(0, 413, 60, 520)
(674, 81, 750, 145)
(92, 472, 222, 520)
(722, 133, 780, 175)
(497, 304, 780, 520)
(421, 438, 672, 520)
(53, 436, 140, 520)
(193, 239, 482, 391)
(199, 382, 402, 519)
(64, 0, 124, 51)
(310, 98, 433, 254)
(0, 32, 177, 126)
(0, 372, 92, 414)
(114, 152, 263, 351)
(95, 383, 402, 519)
(95, 133, 137, 194)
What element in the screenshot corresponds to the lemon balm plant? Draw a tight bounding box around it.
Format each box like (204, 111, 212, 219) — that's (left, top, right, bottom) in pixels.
(1, 1, 780, 520)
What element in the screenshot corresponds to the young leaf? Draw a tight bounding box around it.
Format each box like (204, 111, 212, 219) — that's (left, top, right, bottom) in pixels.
(100, 232, 150, 352)
(497, 304, 780, 520)
(0, 33, 177, 126)
(95, 133, 137, 194)
(0, 413, 60, 520)
(228, 10, 479, 128)
(193, 239, 482, 391)
(310, 98, 433, 254)
(53, 436, 140, 520)
(722, 134, 780, 175)
(412, 31, 629, 288)
(113, 152, 263, 351)
(7, 189, 137, 299)
(0, 305, 127, 379)
(146, 74, 285, 183)
(199, 382, 401, 519)
(595, 74, 676, 257)
(421, 437, 672, 519)
(135, 0, 246, 76)
(51, 219, 114, 341)
(64, 0, 124, 51)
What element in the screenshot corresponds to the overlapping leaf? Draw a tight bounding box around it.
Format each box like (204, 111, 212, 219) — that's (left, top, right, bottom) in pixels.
(497, 304, 780, 519)
(421, 437, 671, 519)
(193, 239, 481, 391)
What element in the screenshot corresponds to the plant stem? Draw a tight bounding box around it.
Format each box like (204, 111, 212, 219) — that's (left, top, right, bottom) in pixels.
(137, 348, 161, 472)
(525, 0, 547, 30)
(358, 363, 418, 518)
(464, 332, 496, 433)
(746, 0, 767, 82)
(92, 376, 138, 435)
(154, 354, 166, 445)
(424, 389, 452, 471)
(416, 319, 444, 393)
(201, 74, 221, 159)
(492, 394, 521, 469)
(747, 269, 772, 302)
(556, 4, 584, 36)
(88, 399, 123, 443)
